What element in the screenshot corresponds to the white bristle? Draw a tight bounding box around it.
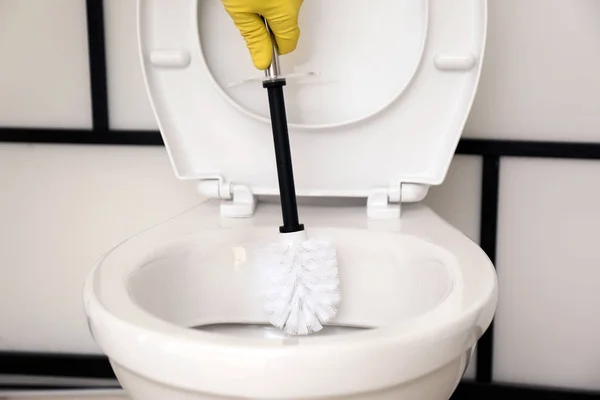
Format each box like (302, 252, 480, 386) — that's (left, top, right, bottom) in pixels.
(258, 233, 340, 336)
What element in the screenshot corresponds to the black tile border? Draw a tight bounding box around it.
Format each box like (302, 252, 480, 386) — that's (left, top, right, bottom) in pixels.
(2, 381, 600, 400)
(1, 351, 599, 400)
(2, 380, 599, 399)
(1, 1, 600, 399)
(0, 128, 163, 146)
(452, 382, 600, 399)
(6, 127, 600, 161)
(474, 155, 500, 383)
(0, 352, 115, 380)
(7, 126, 600, 161)
(0, 385, 102, 391)
(85, 0, 109, 132)
(458, 138, 600, 160)
(0, 385, 120, 391)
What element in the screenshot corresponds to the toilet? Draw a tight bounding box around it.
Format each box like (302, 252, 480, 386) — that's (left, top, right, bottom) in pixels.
(83, 0, 497, 399)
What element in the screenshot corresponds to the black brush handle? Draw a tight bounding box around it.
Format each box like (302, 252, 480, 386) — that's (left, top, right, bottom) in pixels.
(263, 79, 304, 234)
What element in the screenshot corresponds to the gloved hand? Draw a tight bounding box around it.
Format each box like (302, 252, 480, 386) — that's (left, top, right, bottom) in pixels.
(221, 0, 303, 70)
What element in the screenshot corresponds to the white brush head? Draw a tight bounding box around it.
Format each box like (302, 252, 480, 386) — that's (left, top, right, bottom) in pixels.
(259, 230, 340, 336)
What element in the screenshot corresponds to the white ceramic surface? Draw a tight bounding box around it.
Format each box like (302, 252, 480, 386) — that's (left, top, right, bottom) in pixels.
(84, 201, 497, 399)
(111, 352, 471, 400)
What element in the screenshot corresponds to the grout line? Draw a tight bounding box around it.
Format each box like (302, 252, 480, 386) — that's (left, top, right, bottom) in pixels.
(474, 155, 500, 383)
(458, 138, 600, 159)
(0, 128, 163, 146)
(0, 388, 125, 398)
(85, 0, 110, 132)
(0, 353, 115, 380)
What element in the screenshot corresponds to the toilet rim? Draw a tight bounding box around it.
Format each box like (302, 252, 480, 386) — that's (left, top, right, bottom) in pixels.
(84, 232, 496, 351)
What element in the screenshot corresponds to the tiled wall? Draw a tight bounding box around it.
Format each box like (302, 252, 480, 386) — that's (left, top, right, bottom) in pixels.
(1, 0, 600, 394)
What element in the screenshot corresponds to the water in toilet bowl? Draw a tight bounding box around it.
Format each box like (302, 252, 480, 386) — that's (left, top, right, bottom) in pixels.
(195, 323, 367, 339)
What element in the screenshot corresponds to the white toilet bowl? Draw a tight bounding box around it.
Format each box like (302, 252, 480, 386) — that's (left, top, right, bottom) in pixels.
(84, 200, 496, 399)
(84, 0, 496, 398)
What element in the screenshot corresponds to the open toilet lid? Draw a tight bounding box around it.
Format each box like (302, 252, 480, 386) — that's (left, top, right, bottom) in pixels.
(138, 0, 487, 199)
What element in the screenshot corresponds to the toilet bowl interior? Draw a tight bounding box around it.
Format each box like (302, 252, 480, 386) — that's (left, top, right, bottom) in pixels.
(126, 226, 463, 339)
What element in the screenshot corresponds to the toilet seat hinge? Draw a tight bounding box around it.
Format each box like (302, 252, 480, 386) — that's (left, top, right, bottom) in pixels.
(197, 177, 256, 218)
(367, 185, 401, 220)
(367, 183, 430, 220)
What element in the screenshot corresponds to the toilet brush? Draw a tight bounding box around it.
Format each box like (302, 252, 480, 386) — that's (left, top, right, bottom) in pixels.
(258, 21, 340, 336)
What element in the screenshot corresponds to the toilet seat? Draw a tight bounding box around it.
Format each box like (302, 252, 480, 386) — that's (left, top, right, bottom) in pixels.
(137, 0, 487, 210)
(84, 202, 497, 399)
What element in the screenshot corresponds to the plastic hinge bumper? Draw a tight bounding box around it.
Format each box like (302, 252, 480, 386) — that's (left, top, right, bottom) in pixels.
(367, 183, 429, 219)
(197, 178, 256, 218)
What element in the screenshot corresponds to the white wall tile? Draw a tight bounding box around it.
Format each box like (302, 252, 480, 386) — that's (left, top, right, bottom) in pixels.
(466, 0, 600, 142)
(424, 155, 482, 379)
(424, 156, 482, 244)
(494, 157, 600, 391)
(103, 0, 158, 130)
(0, 0, 92, 128)
(0, 144, 198, 353)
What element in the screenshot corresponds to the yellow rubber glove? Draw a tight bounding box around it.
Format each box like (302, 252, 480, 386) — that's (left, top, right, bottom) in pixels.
(221, 0, 303, 70)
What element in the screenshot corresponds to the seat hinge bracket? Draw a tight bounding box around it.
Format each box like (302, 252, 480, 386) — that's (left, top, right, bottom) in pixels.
(197, 177, 256, 218)
(367, 186, 402, 220)
(367, 183, 430, 220)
